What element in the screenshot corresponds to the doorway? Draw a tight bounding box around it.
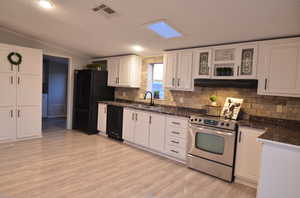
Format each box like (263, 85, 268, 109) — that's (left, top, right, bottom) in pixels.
(42, 55, 69, 132)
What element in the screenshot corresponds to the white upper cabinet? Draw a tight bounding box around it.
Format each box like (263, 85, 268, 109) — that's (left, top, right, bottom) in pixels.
(164, 51, 194, 91)
(257, 38, 300, 97)
(193, 48, 212, 79)
(17, 75, 42, 106)
(236, 43, 258, 79)
(107, 55, 141, 88)
(15, 46, 42, 75)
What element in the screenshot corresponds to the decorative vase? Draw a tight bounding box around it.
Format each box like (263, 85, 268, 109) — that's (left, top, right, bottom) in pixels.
(211, 101, 217, 106)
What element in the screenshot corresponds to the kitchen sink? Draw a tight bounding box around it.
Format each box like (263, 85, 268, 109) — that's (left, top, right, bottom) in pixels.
(131, 104, 161, 110)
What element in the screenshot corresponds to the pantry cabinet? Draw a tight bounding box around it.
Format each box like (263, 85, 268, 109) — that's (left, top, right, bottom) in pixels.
(257, 37, 300, 97)
(235, 126, 265, 187)
(107, 55, 141, 88)
(164, 51, 194, 91)
(0, 43, 42, 142)
(97, 103, 107, 133)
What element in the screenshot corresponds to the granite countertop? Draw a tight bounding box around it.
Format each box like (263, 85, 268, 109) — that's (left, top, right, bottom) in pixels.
(240, 116, 300, 149)
(98, 100, 206, 118)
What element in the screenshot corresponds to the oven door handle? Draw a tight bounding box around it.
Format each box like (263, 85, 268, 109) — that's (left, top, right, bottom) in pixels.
(190, 125, 235, 137)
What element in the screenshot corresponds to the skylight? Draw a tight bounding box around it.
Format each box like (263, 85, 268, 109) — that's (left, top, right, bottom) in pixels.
(147, 21, 182, 39)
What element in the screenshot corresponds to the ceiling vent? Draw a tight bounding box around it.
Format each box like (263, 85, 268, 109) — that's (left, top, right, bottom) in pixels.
(92, 4, 116, 17)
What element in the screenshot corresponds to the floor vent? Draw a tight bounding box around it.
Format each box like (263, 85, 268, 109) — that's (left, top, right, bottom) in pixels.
(92, 4, 116, 17)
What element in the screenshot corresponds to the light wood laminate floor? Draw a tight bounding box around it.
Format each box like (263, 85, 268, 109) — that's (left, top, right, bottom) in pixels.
(0, 130, 256, 198)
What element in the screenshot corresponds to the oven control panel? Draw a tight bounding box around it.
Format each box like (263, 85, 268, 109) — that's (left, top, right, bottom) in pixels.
(189, 115, 237, 130)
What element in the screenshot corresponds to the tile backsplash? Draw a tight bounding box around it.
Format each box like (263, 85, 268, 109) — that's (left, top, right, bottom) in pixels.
(115, 56, 300, 121)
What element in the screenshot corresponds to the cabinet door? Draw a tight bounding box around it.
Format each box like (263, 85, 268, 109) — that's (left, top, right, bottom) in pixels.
(149, 113, 166, 152)
(236, 43, 258, 79)
(0, 73, 16, 107)
(134, 111, 150, 147)
(16, 47, 42, 75)
(235, 127, 264, 184)
(0, 107, 16, 141)
(107, 57, 119, 87)
(163, 53, 177, 88)
(177, 51, 193, 90)
(17, 106, 41, 138)
(17, 75, 42, 106)
(97, 104, 107, 133)
(118, 56, 131, 87)
(0, 45, 15, 73)
(122, 108, 136, 142)
(258, 38, 300, 97)
(193, 49, 212, 79)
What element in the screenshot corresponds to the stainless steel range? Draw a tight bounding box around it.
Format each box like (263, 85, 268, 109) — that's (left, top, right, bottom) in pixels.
(187, 115, 238, 182)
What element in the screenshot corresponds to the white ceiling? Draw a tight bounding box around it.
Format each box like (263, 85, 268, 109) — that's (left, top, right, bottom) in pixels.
(0, 0, 299, 58)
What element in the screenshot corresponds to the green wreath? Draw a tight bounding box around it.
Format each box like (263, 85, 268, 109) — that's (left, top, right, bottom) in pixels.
(7, 52, 22, 65)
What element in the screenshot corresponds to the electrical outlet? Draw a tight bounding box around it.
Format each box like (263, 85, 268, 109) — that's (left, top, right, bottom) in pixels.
(179, 97, 184, 103)
(276, 105, 283, 113)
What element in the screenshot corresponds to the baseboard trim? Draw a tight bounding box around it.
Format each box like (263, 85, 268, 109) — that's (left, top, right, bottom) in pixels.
(235, 176, 258, 188)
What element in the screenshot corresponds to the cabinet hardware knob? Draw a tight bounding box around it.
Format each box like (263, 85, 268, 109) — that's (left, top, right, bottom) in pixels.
(171, 131, 180, 135)
(172, 122, 180, 125)
(171, 140, 179, 144)
(170, 150, 179, 154)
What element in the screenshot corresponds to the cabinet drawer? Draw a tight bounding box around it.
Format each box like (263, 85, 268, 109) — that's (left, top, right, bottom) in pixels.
(165, 145, 186, 160)
(166, 117, 188, 129)
(166, 135, 186, 149)
(166, 125, 186, 139)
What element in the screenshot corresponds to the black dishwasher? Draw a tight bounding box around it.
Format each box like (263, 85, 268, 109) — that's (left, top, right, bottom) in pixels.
(107, 105, 123, 141)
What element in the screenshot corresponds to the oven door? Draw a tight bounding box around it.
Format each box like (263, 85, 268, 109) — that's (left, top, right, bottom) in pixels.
(187, 124, 236, 166)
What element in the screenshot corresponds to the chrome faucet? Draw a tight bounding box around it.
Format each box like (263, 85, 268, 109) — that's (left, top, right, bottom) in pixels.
(144, 91, 154, 106)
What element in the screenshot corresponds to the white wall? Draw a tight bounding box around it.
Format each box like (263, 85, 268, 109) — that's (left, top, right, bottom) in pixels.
(0, 27, 90, 129)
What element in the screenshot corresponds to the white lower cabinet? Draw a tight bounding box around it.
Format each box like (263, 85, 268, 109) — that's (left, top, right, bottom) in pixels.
(235, 126, 265, 187)
(122, 108, 187, 162)
(97, 104, 107, 133)
(149, 113, 166, 153)
(17, 106, 41, 139)
(0, 107, 16, 141)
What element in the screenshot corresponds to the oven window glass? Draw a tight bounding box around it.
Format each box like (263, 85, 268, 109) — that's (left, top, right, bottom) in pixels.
(195, 132, 224, 155)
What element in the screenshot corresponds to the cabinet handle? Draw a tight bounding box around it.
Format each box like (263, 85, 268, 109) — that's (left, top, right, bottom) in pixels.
(264, 78, 268, 90)
(115, 78, 118, 84)
(10, 110, 13, 118)
(237, 66, 240, 76)
(132, 112, 134, 121)
(18, 65, 20, 72)
(149, 116, 152, 124)
(170, 149, 179, 154)
(104, 107, 107, 114)
(177, 79, 180, 87)
(17, 110, 20, 118)
(171, 140, 179, 144)
(135, 113, 138, 121)
(10, 76, 13, 84)
(172, 78, 175, 86)
(171, 131, 180, 135)
(239, 131, 242, 143)
(172, 121, 180, 125)
(17, 77, 20, 85)
(11, 64, 13, 71)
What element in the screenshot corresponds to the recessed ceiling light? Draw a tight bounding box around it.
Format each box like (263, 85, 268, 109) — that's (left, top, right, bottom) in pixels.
(147, 21, 182, 39)
(132, 45, 144, 52)
(38, 0, 54, 9)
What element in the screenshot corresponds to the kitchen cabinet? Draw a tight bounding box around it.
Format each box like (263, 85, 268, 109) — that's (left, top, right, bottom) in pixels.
(149, 113, 166, 153)
(236, 43, 258, 79)
(164, 51, 194, 91)
(0, 107, 16, 142)
(97, 103, 107, 133)
(122, 108, 136, 142)
(134, 110, 150, 147)
(193, 48, 212, 79)
(257, 37, 300, 97)
(107, 55, 141, 88)
(0, 43, 42, 143)
(235, 126, 265, 187)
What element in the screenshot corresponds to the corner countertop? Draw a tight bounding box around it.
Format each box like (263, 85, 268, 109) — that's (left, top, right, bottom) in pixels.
(239, 117, 300, 149)
(97, 100, 206, 118)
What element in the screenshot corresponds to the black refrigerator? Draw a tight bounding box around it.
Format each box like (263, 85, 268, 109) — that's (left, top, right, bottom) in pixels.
(73, 70, 114, 134)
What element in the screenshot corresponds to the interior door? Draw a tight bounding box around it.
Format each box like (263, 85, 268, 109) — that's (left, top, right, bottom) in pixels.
(17, 75, 42, 106)
(122, 108, 136, 142)
(0, 107, 16, 141)
(0, 45, 14, 73)
(149, 113, 165, 152)
(97, 104, 107, 133)
(163, 53, 177, 88)
(134, 111, 150, 147)
(16, 47, 42, 75)
(17, 106, 41, 138)
(177, 51, 193, 90)
(0, 73, 16, 107)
